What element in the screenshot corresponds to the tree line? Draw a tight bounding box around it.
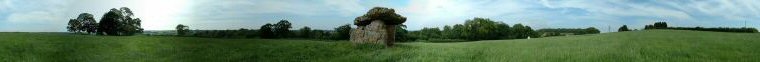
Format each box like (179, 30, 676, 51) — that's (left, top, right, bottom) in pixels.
(170, 17, 555, 42)
(67, 7, 143, 36)
(403, 18, 546, 42)
(536, 27, 600, 37)
(641, 22, 758, 33)
(174, 20, 352, 40)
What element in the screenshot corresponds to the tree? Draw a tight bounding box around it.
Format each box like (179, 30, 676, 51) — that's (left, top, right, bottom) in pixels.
(67, 13, 97, 34)
(259, 23, 275, 39)
(524, 26, 539, 38)
(654, 22, 667, 29)
(67, 19, 81, 33)
(496, 22, 511, 39)
(299, 26, 312, 38)
(97, 7, 143, 36)
(536, 27, 599, 37)
(176, 24, 189, 36)
(274, 20, 292, 38)
(441, 25, 454, 39)
(395, 25, 412, 42)
(463, 18, 500, 40)
(452, 24, 467, 39)
(510, 24, 538, 39)
(618, 25, 630, 32)
(644, 25, 655, 29)
(415, 27, 441, 40)
(585, 27, 600, 34)
(334, 24, 352, 40)
(79, 13, 98, 34)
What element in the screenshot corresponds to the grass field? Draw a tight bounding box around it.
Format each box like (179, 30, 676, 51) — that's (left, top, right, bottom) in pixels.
(1, 30, 759, 62)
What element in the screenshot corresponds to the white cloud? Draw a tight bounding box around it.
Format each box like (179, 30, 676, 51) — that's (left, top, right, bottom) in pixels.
(6, 11, 62, 23)
(323, 0, 366, 16)
(548, 0, 692, 20)
(400, 0, 538, 29)
(686, 0, 760, 20)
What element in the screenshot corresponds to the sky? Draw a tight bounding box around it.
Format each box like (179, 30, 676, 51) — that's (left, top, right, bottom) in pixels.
(0, 0, 759, 32)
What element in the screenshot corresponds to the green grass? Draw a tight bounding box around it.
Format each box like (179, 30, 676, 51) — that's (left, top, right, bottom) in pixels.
(1, 30, 759, 62)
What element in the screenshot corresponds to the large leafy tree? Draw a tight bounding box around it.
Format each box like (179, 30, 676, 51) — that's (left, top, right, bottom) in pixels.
(435, 17, 523, 40)
(259, 23, 275, 39)
(618, 25, 630, 32)
(511, 24, 538, 39)
(274, 20, 292, 38)
(654, 22, 668, 29)
(67, 13, 97, 34)
(67, 19, 81, 33)
(585, 27, 600, 34)
(98, 7, 143, 36)
(80, 13, 98, 34)
(176, 24, 190, 36)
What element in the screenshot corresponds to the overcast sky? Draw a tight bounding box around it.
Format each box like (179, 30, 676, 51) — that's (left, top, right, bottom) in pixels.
(1, 0, 759, 32)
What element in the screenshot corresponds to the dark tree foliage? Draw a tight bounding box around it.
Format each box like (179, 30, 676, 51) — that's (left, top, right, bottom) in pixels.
(585, 27, 600, 34)
(97, 7, 143, 36)
(334, 24, 352, 40)
(259, 23, 275, 39)
(618, 25, 630, 32)
(644, 22, 667, 29)
(413, 17, 538, 41)
(511, 24, 538, 39)
(311, 30, 334, 40)
(642, 22, 756, 33)
(67, 19, 80, 33)
(176, 24, 189, 36)
(81, 13, 98, 34)
(394, 25, 414, 42)
(274, 20, 292, 38)
(644, 25, 655, 29)
(411, 27, 441, 40)
(67, 13, 97, 34)
(188, 29, 250, 38)
(299, 26, 312, 38)
(441, 25, 454, 39)
(537, 27, 600, 37)
(654, 22, 668, 29)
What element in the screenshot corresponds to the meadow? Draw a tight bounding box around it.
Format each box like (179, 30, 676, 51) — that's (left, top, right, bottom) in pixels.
(0, 30, 758, 62)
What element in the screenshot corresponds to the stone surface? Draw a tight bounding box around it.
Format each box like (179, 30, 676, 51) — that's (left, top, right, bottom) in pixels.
(354, 7, 407, 26)
(350, 7, 406, 46)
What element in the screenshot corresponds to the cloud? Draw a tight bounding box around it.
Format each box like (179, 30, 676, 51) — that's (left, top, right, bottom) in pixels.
(400, 0, 539, 29)
(547, 0, 693, 20)
(684, 0, 760, 21)
(6, 11, 62, 23)
(323, 0, 366, 16)
(2, 11, 68, 32)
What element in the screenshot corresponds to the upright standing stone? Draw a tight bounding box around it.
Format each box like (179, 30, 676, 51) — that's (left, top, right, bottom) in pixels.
(350, 7, 406, 47)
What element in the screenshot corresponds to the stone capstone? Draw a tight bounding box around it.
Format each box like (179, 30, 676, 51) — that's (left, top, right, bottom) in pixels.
(354, 7, 407, 26)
